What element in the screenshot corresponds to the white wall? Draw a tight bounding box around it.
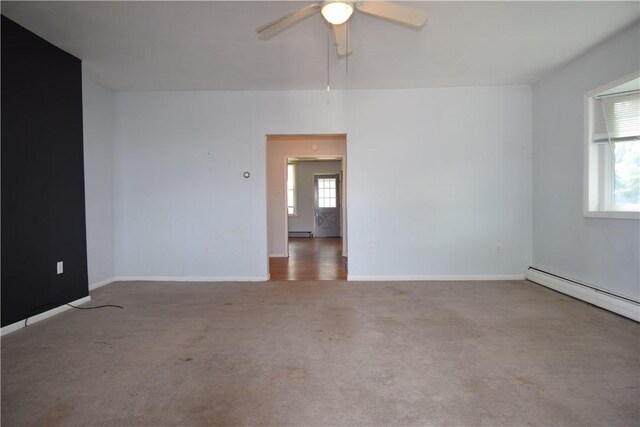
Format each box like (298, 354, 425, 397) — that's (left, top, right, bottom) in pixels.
(114, 86, 531, 280)
(82, 67, 115, 287)
(289, 161, 342, 234)
(532, 24, 640, 300)
(346, 87, 532, 279)
(114, 91, 348, 279)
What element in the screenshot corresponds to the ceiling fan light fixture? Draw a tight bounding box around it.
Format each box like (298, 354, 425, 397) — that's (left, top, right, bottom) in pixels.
(321, 1, 354, 25)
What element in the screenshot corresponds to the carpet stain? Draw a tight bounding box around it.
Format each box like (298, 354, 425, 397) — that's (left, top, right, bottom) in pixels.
(514, 375, 545, 392)
(386, 286, 408, 296)
(375, 369, 397, 386)
(38, 401, 74, 426)
(287, 368, 306, 378)
(516, 375, 534, 385)
(467, 377, 488, 393)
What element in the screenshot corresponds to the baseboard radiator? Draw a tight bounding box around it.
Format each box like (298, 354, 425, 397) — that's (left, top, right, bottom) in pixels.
(526, 267, 639, 322)
(289, 231, 313, 238)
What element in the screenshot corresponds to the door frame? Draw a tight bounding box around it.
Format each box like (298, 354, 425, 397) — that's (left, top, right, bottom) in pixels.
(265, 134, 348, 277)
(283, 154, 347, 256)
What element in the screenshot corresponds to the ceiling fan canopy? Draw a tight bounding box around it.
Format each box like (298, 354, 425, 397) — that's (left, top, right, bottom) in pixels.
(256, 1, 428, 56)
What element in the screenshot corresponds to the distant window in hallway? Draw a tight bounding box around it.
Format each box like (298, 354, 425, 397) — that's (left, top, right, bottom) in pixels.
(287, 163, 296, 215)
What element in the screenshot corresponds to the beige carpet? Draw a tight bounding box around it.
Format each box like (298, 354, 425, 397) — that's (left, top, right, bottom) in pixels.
(2, 280, 639, 426)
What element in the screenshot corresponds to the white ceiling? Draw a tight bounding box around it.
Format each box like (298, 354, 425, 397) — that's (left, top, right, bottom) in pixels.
(2, 1, 639, 91)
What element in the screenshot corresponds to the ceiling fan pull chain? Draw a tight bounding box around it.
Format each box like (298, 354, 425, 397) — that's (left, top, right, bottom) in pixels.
(346, 21, 349, 78)
(327, 26, 331, 92)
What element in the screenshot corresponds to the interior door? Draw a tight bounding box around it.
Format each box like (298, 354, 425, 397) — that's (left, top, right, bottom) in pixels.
(314, 174, 340, 237)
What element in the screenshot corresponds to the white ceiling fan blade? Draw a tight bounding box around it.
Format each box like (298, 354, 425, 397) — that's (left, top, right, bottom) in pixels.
(256, 4, 321, 40)
(355, 1, 427, 28)
(332, 23, 352, 57)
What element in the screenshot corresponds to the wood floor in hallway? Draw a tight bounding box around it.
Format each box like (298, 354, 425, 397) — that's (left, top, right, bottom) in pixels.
(269, 237, 347, 280)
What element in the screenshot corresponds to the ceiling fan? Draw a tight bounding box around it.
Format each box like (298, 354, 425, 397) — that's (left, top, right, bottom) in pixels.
(256, 1, 428, 56)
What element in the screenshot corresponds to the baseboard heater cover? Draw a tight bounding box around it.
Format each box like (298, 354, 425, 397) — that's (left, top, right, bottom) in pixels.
(289, 231, 313, 238)
(526, 267, 639, 322)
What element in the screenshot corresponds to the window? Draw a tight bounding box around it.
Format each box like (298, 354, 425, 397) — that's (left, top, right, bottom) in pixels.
(287, 163, 296, 215)
(585, 75, 640, 219)
(317, 177, 337, 208)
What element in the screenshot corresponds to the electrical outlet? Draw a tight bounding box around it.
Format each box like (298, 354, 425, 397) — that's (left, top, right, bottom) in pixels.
(56, 261, 64, 274)
(496, 245, 502, 253)
(368, 244, 375, 254)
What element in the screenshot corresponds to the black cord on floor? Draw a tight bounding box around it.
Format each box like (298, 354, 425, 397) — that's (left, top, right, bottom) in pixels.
(24, 302, 124, 326)
(24, 303, 59, 327)
(66, 303, 124, 310)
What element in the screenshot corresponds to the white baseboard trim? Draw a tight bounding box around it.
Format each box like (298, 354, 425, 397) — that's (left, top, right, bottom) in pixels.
(1, 295, 92, 337)
(89, 277, 117, 291)
(526, 267, 639, 322)
(113, 276, 269, 282)
(347, 274, 525, 281)
(269, 253, 289, 258)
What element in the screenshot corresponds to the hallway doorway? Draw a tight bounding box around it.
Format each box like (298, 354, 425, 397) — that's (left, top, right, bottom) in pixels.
(269, 237, 347, 280)
(266, 134, 348, 281)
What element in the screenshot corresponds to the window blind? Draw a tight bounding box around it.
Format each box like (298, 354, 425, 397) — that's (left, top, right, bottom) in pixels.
(592, 90, 640, 144)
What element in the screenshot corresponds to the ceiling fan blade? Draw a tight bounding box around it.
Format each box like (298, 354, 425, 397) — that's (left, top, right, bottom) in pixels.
(332, 23, 352, 57)
(256, 4, 321, 40)
(355, 1, 427, 28)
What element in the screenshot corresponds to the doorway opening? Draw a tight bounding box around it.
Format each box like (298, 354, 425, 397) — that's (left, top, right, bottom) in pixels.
(266, 135, 347, 281)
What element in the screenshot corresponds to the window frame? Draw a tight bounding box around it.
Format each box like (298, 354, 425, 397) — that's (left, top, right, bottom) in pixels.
(316, 176, 338, 208)
(287, 163, 297, 216)
(583, 71, 640, 220)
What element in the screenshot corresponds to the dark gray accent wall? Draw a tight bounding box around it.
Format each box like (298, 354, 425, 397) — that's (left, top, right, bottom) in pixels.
(2, 16, 88, 326)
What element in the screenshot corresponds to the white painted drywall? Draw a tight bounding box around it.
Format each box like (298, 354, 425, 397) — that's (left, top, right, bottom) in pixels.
(346, 87, 532, 278)
(532, 24, 640, 300)
(114, 91, 348, 278)
(289, 161, 342, 234)
(82, 67, 115, 286)
(114, 86, 531, 279)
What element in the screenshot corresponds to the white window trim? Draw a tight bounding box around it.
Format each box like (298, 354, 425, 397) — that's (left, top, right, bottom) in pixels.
(583, 71, 640, 220)
(287, 163, 297, 217)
